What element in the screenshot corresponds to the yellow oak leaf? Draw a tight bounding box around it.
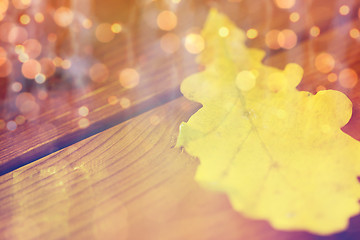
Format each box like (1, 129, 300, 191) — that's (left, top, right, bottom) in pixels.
(177, 8, 360, 235)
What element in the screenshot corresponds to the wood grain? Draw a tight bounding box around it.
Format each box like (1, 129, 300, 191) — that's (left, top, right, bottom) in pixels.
(1, 0, 359, 174)
(1, 97, 360, 240)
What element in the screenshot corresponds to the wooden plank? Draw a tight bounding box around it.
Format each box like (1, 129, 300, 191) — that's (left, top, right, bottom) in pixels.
(0, 0, 359, 173)
(1, 97, 360, 240)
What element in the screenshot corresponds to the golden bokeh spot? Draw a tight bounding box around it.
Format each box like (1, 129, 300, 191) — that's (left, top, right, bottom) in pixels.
(78, 118, 90, 129)
(19, 14, 30, 25)
(327, 73, 337, 82)
(34, 12, 44, 23)
(157, 10, 177, 31)
(160, 32, 180, 54)
(53, 56, 62, 67)
(120, 97, 131, 109)
(61, 59, 71, 69)
(236, 71, 256, 91)
(339, 5, 350, 15)
(15, 115, 26, 125)
(108, 96, 118, 105)
(278, 29, 297, 49)
(265, 29, 281, 49)
(218, 26, 230, 38)
(119, 68, 140, 89)
(316, 85, 326, 92)
(339, 68, 358, 89)
(82, 18, 92, 29)
(246, 28, 258, 39)
(95, 23, 115, 43)
(89, 63, 109, 83)
(111, 23, 122, 33)
(315, 52, 335, 73)
(53, 7, 74, 27)
(349, 28, 360, 39)
(289, 12, 300, 22)
(184, 33, 204, 54)
(274, 0, 296, 9)
(22, 59, 41, 79)
(310, 26, 320, 37)
(78, 106, 89, 117)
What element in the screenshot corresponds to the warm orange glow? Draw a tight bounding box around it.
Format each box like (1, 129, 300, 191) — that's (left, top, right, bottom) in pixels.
(95, 23, 115, 43)
(316, 85, 326, 92)
(8, 25, 28, 43)
(0, 0, 9, 16)
(0, 46, 7, 66)
(40, 58, 55, 77)
(350, 28, 360, 39)
(54, 7, 74, 27)
(119, 68, 140, 89)
(327, 73, 337, 82)
(339, 5, 350, 15)
(160, 33, 180, 54)
(15, 92, 39, 114)
(12, 0, 31, 10)
(61, 59, 71, 69)
(339, 68, 358, 89)
(157, 10, 177, 31)
(89, 63, 109, 83)
(184, 33, 204, 54)
(15, 115, 26, 125)
(22, 59, 41, 79)
(0, 59, 12, 77)
(0, 119, 5, 129)
(246, 28, 258, 39)
(274, 0, 295, 9)
(289, 12, 300, 22)
(47, 33, 57, 42)
(265, 29, 281, 49)
(315, 52, 335, 73)
(278, 29, 297, 49)
(310, 26, 320, 37)
(23, 39, 42, 59)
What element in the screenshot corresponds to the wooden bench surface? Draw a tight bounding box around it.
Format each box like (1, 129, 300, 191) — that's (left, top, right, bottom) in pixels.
(1, 0, 360, 239)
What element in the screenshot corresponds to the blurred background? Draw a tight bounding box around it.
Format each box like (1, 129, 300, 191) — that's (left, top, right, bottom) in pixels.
(0, 0, 360, 172)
